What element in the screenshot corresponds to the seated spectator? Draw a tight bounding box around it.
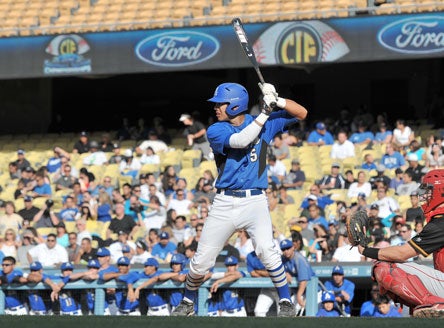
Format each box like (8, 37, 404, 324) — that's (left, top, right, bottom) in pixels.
(267, 154, 287, 186)
(151, 231, 177, 263)
(343, 169, 356, 189)
(392, 119, 414, 153)
(373, 185, 401, 227)
(405, 190, 424, 224)
(380, 143, 406, 170)
(135, 130, 169, 155)
(361, 153, 377, 171)
(300, 184, 333, 211)
(349, 121, 374, 147)
(30, 172, 52, 199)
(119, 149, 142, 182)
(369, 165, 391, 189)
(426, 142, 444, 169)
(404, 153, 427, 183)
(374, 121, 393, 145)
(282, 159, 306, 190)
(389, 168, 404, 191)
(406, 139, 425, 162)
(82, 140, 108, 166)
(27, 233, 69, 267)
(306, 205, 328, 231)
(307, 122, 334, 146)
(319, 163, 346, 191)
(347, 171, 372, 198)
(395, 171, 420, 196)
(270, 132, 290, 160)
(330, 130, 355, 160)
(278, 186, 294, 205)
(140, 146, 161, 165)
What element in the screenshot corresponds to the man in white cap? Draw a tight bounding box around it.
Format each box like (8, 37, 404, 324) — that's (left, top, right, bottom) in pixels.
(405, 153, 426, 183)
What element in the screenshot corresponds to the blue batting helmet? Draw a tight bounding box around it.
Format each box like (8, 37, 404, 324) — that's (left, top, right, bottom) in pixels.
(170, 253, 187, 270)
(208, 82, 249, 117)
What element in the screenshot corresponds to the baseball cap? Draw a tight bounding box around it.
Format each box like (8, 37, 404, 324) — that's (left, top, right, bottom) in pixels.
(357, 192, 366, 199)
(118, 230, 128, 236)
(56, 221, 66, 229)
(410, 190, 419, 197)
(17, 149, 25, 155)
(96, 247, 111, 257)
(136, 240, 148, 251)
(30, 261, 42, 271)
(332, 265, 344, 275)
(328, 219, 338, 226)
(407, 153, 418, 161)
(113, 142, 120, 149)
(370, 203, 379, 210)
(316, 122, 326, 130)
(80, 131, 88, 137)
(291, 159, 300, 165)
(124, 149, 133, 158)
(87, 259, 100, 269)
(144, 258, 159, 268)
(307, 194, 317, 201)
(279, 239, 293, 250)
(331, 162, 340, 168)
(224, 256, 239, 266)
(121, 245, 131, 253)
(321, 291, 335, 303)
(376, 164, 386, 172)
(395, 168, 404, 174)
(179, 113, 191, 122)
(160, 231, 169, 240)
(24, 195, 32, 202)
(22, 229, 34, 238)
(89, 140, 99, 148)
(61, 262, 74, 271)
(117, 256, 130, 266)
(25, 166, 34, 173)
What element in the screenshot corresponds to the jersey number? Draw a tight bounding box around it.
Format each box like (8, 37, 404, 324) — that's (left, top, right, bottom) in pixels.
(250, 148, 258, 162)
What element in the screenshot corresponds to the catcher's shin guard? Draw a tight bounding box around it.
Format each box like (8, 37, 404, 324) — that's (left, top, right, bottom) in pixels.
(373, 261, 444, 307)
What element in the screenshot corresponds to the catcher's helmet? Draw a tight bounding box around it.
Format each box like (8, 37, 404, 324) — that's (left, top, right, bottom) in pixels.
(208, 83, 249, 117)
(418, 169, 444, 222)
(170, 253, 187, 270)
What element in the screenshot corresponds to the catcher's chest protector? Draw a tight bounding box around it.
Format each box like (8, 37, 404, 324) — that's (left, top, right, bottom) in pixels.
(434, 248, 444, 273)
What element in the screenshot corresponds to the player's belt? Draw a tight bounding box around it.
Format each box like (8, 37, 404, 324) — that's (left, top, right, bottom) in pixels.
(119, 308, 139, 314)
(150, 305, 168, 311)
(216, 189, 263, 197)
(226, 307, 243, 313)
(8, 305, 26, 311)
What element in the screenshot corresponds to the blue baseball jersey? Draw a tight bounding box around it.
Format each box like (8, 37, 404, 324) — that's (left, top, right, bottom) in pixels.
(56, 274, 81, 312)
(324, 278, 355, 315)
(360, 300, 377, 317)
(246, 251, 266, 273)
(373, 305, 402, 317)
(207, 112, 297, 190)
(1, 269, 25, 308)
(220, 271, 246, 311)
(349, 131, 374, 144)
(307, 130, 335, 145)
(316, 307, 341, 317)
(282, 251, 316, 282)
(115, 271, 141, 311)
(138, 271, 168, 307)
(99, 265, 119, 305)
(28, 273, 56, 312)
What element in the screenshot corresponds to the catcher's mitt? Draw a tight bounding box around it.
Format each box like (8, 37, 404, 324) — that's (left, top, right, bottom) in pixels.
(346, 210, 370, 247)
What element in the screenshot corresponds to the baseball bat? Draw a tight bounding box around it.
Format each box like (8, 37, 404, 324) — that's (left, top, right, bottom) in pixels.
(318, 280, 348, 317)
(231, 17, 276, 108)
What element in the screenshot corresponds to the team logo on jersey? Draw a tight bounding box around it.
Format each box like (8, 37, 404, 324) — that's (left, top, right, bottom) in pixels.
(135, 31, 220, 67)
(44, 34, 91, 75)
(253, 21, 349, 64)
(378, 16, 444, 54)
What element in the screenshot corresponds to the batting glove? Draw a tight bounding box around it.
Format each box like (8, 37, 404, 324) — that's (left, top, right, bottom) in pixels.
(258, 82, 278, 98)
(262, 95, 277, 114)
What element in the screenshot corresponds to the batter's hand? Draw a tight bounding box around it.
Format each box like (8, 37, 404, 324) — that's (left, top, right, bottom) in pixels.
(262, 95, 276, 114)
(258, 82, 278, 98)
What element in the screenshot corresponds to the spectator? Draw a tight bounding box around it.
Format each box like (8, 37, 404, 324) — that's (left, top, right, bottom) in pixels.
(130, 240, 152, 265)
(99, 132, 115, 152)
(109, 230, 136, 264)
(75, 218, 93, 245)
(307, 122, 334, 146)
(349, 121, 374, 147)
(72, 131, 90, 154)
(324, 265, 355, 316)
(171, 215, 192, 247)
(330, 130, 355, 160)
(15, 148, 31, 173)
(278, 186, 294, 205)
(66, 232, 81, 263)
(32, 200, 60, 228)
(139, 195, 166, 233)
(140, 146, 160, 165)
(380, 143, 406, 170)
(369, 165, 391, 190)
(27, 233, 69, 267)
(406, 139, 426, 162)
(389, 168, 404, 191)
(151, 231, 177, 263)
(300, 184, 334, 210)
(17, 229, 38, 266)
(374, 121, 393, 145)
(58, 196, 79, 222)
(270, 132, 290, 160)
(30, 172, 52, 199)
(0, 228, 19, 258)
(317, 291, 341, 317)
(267, 154, 287, 186)
(108, 142, 124, 165)
(306, 205, 328, 231)
(120, 149, 142, 183)
(361, 153, 378, 171)
(426, 142, 444, 169)
(307, 224, 333, 262)
(347, 171, 372, 198)
(319, 163, 346, 191)
(106, 202, 137, 242)
(55, 221, 69, 248)
(404, 153, 426, 183)
(332, 229, 365, 262)
(282, 159, 306, 190)
(0, 200, 23, 235)
(179, 113, 213, 161)
(46, 146, 71, 174)
(82, 140, 108, 166)
(234, 229, 254, 262)
(8, 161, 20, 180)
(396, 171, 420, 196)
(392, 119, 414, 152)
(96, 191, 113, 223)
(405, 190, 424, 224)
(54, 164, 78, 191)
(166, 188, 193, 217)
(74, 237, 98, 264)
(374, 185, 401, 227)
(135, 130, 169, 155)
(343, 169, 356, 189)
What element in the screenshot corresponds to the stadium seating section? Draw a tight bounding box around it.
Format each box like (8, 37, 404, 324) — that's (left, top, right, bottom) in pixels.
(0, 0, 443, 37)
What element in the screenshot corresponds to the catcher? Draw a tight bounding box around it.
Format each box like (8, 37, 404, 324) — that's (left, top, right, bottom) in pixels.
(347, 169, 444, 318)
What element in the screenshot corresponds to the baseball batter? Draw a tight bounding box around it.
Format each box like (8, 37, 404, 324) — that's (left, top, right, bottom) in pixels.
(171, 82, 307, 317)
(357, 169, 444, 317)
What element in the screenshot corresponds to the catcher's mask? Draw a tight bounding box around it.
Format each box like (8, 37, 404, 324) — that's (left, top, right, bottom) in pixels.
(418, 169, 444, 222)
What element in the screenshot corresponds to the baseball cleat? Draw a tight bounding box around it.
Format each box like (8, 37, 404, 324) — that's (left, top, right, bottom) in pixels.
(171, 300, 195, 317)
(413, 303, 444, 318)
(278, 300, 296, 317)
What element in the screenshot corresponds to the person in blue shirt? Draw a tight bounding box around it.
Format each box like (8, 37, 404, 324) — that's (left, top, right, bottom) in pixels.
(349, 121, 375, 147)
(280, 237, 316, 316)
(97, 247, 120, 314)
(209, 256, 247, 317)
(361, 153, 378, 171)
(360, 282, 380, 317)
(53, 262, 83, 315)
(373, 294, 402, 317)
(374, 122, 393, 145)
(31, 172, 53, 198)
(307, 122, 334, 146)
(0, 256, 29, 315)
(316, 291, 341, 317)
(324, 265, 355, 316)
(151, 231, 177, 262)
(113, 256, 141, 315)
(380, 143, 406, 169)
(134, 258, 170, 316)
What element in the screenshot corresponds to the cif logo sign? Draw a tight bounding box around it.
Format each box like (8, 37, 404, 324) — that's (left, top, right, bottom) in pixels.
(254, 21, 349, 64)
(378, 16, 444, 54)
(136, 31, 219, 67)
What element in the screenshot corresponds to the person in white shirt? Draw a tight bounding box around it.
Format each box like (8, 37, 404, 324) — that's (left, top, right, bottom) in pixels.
(267, 154, 287, 186)
(109, 231, 136, 263)
(130, 240, 153, 265)
(27, 233, 68, 267)
(330, 131, 355, 160)
(139, 195, 167, 231)
(166, 189, 193, 216)
(82, 140, 108, 166)
(119, 149, 142, 182)
(140, 146, 160, 165)
(393, 119, 414, 150)
(332, 230, 365, 262)
(347, 170, 372, 198)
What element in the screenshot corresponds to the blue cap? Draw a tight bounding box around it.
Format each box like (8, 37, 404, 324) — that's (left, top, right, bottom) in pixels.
(87, 259, 100, 269)
(30, 261, 42, 271)
(321, 291, 335, 303)
(61, 262, 74, 271)
(160, 231, 169, 239)
(24, 195, 33, 202)
(224, 256, 238, 266)
(357, 192, 366, 199)
(280, 239, 293, 250)
(316, 122, 326, 130)
(97, 247, 110, 257)
(144, 258, 159, 268)
(121, 245, 131, 253)
(332, 265, 344, 275)
(117, 256, 130, 266)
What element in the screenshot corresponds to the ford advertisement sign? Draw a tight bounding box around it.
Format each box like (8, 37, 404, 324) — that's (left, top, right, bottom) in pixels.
(378, 16, 444, 54)
(135, 31, 220, 67)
